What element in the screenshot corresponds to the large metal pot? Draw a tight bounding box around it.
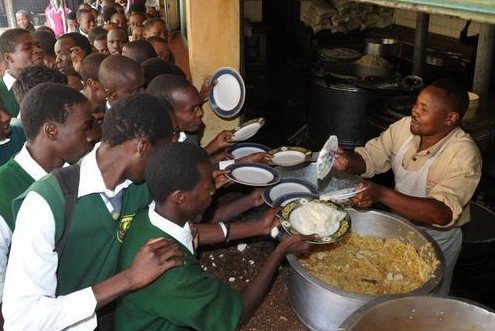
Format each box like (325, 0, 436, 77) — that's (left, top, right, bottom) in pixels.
(364, 38, 401, 58)
(339, 295, 495, 330)
(287, 209, 445, 331)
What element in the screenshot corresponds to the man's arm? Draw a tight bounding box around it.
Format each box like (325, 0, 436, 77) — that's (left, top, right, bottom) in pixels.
(3, 192, 184, 330)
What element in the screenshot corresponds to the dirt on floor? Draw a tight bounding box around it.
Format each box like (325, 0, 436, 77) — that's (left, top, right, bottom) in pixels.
(198, 239, 308, 331)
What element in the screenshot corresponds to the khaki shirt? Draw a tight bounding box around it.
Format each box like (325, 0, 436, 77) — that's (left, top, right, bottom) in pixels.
(355, 116, 481, 227)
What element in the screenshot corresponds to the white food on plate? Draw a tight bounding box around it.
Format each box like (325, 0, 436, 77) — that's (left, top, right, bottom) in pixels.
(290, 201, 346, 237)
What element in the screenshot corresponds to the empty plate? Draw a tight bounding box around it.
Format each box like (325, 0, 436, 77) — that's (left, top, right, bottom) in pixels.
(269, 146, 312, 167)
(209, 67, 246, 119)
(231, 118, 265, 142)
(272, 192, 320, 207)
(225, 163, 280, 187)
(262, 178, 318, 206)
(227, 143, 270, 159)
(317, 135, 338, 180)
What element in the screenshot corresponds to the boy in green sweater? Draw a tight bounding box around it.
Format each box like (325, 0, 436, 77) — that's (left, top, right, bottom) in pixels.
(0, 103, 24, 166)
(116, 142, 314, 331)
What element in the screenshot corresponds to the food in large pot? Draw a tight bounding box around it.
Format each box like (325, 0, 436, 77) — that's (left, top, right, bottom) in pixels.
(287, 209, 444, 331)
(298, 233, 439, 296)
(339, 295, 495, 331)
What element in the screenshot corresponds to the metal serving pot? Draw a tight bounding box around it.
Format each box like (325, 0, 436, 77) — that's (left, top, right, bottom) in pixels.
(364, 38, 401, 58)
(339, 294, 495, 330)
(287, 209, 445, 331)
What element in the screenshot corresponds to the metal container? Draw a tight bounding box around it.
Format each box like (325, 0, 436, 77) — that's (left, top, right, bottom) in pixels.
(364, 38, 401, 58)
(287, 209, 444, 331)
(339, 295, 495, 331)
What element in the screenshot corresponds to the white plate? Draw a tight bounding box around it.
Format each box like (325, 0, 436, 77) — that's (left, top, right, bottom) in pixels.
(272, 192, 320, 207)
(269, 146, 312, 167)
(320, 187, 367, 202)
(209, 67, 245, 119)
(228, 143, 270, 159)
(262, 179, 318, 206)
(317, 135, 338, 180)
(231, 118, 265, 142)
(226, 163, 280, 187)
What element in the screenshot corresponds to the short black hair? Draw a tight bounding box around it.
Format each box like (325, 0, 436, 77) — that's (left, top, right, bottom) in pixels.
(76, 8, 92, 21)
(34, 30, 56, 57)
(145, 142, 209, 202)
(0, 28, 31, 61)
(88, 26, 108, 45)
(81, 53, 109, 82)
(129, 3, 146, 14)
(99, 54, 142, 89)
(147, 74, 190, 105)
(36, 26, 55, 37)
(13, 65, 68, 104)
(21, 83, 87, 141)
(142, 58, 186, 87)
(102, 6, 118, 22)
(144, 18, 166, 30)
(67, 12, 77, 21)
(429, 79, 469, 118)
(146, 36, 167, 45)
(122, 40, 156, 64)
(59, 32, 93, 56)
(101, 93, 173, 147)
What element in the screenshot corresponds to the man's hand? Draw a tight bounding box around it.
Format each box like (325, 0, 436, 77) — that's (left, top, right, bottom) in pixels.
(205, 130, 234, 156)
(331, 148, 351, 172)
(278, 234, 315, 255)
(124, 238, 185, 290)
(238, 152, 272, 165)
(213, 169, 232, 189)
(349, 180, 383, 209)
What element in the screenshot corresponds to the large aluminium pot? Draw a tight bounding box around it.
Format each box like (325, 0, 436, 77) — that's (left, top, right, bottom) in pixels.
(364, 38, 401, 58)
(339, 294, 495, 331)
(287, 209, 445, 331)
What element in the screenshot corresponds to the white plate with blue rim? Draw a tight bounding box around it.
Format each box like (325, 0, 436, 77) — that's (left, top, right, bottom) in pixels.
(227, 142, 270, 159)
(272, 192, 320, 207)
(209, 67, 246, 119)
(231, 117, 265, 142)
(225, 163, 280, 187)
(262, 178, 318, 206)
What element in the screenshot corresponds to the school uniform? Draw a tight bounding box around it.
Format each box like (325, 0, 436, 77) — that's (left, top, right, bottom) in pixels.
(355, 116, 482, 294)
(0, 71, 19, 117)
(115, 202, 243, 331)
(0, 122, 25, 166)
(3, 143, 152, 330)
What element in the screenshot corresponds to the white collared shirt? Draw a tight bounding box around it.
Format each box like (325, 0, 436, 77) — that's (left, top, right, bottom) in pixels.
(3, 143, 131, 330)
(148, 201, 194, 254)
(2, 71, 16, 91)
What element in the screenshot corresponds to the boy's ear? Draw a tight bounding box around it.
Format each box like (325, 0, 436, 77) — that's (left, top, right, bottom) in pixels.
(43, 122, 58, 141)
(171, 190, 186, 204)
(136, 138, 150, 158)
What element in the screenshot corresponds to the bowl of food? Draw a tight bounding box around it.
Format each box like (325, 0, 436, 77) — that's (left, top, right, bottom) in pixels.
(287, 208, 444, 331)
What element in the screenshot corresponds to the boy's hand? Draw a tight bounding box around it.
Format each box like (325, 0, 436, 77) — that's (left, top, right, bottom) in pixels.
(238, 152, 272, 165)
(278, 234, 315, 255)
(253, 207, 281, 236)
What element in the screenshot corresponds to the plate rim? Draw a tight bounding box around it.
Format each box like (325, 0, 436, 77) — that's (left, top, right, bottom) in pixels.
(272, 192, 321, 207)
(231, 117, 265, 142)
(262, 178, 319, 206)
(225, 162, 281, 187)
(323, 186, 367, 201)
(209, 67, 246, 119)
(268, 146, 312, 166)
(227, 142, 270, 158)
(279, 198, 351, 244)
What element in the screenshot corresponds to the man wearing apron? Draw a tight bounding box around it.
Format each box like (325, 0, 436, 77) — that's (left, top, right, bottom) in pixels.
(333, 79, 482, 294)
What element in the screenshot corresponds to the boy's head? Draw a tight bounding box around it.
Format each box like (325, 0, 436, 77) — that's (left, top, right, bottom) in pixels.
(0, 28, 43, 77)
(110, 12, 127, 29)
(107, 27, 128, 55)
(146, 142, 213, 218)
(147, 36, 172, 63)
(93, 32, 109, 54)
(81, 53, 108, 102)
(15, 10, 31, 30)
(141, 58, 185, 87)
(13, 65, 68, 104)
(122, 40, 156, 64)
(0, 101, 12, 141)
(77, 9, 95, 34)
(66, 12, 78, 32)
(55, 33, 92, 76)
(99, 55, 144, 105)
(143, 18, 167, 39)
(88, 26, 107, 45)
(34, 30, 57, 68)
(101, 93, 173, 183)
(131, 26, 145, 41)
(129, 12, 146, 32)
(21, 83, 95, 163)
(147, 74, 204, 132)
(102, 6, 118, 24)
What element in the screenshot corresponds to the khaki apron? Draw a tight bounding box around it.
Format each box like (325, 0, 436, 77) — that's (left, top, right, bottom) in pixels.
(391, 130, 462, 295)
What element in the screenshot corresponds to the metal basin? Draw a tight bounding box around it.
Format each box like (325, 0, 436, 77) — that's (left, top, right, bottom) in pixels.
(339, 295, 495, 331)
(287, 209, 445, 331)
(364, 38, 401, 58)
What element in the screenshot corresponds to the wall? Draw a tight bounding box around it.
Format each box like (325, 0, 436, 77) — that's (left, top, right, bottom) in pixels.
(395, 9, 481, 38)
(186, 0, 241, 145)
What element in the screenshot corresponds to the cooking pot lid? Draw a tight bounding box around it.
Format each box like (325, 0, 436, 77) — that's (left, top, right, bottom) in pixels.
(318, 47, 362, 62)
(327, 63, 401, 90)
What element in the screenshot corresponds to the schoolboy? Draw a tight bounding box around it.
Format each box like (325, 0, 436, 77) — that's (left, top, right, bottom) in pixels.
(147, 36, 173, 63)
(107, 27, 128, 55)
(115, 142, 313, 330)
(81, 53, 109, 110)
(122, 40, 156, 64)
(0, 101, 24, 166)
(12, 65, 68, 105)
(143, 18, 168, 39)
(34, 30, 57, 68)
(77, 8, 96, 38)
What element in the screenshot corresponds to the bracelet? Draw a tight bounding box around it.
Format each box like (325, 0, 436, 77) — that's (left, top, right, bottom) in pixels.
(224, 222, 232, 244)
(218, 222, 227, 238)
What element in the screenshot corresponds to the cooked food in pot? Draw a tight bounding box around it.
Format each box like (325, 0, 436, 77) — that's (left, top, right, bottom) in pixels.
(298, 233, 439, 296)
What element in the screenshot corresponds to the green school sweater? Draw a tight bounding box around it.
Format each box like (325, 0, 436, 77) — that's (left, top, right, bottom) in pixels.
(115, 208, 243, 331)
(0, 158, 34, 231)
(13, 172, 152, 296)
(0, 79, 19, 117)
(0, 124, 25, 166)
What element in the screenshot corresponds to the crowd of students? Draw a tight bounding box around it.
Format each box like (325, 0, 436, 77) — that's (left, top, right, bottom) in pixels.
(0, 1, 314, 330)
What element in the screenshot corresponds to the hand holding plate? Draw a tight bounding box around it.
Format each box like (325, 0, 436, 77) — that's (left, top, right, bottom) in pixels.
(213, 169, 232, 189)
(237, 152, 272, 165)
(278, 234, 316, 255)
(349, 181, 376, 208)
